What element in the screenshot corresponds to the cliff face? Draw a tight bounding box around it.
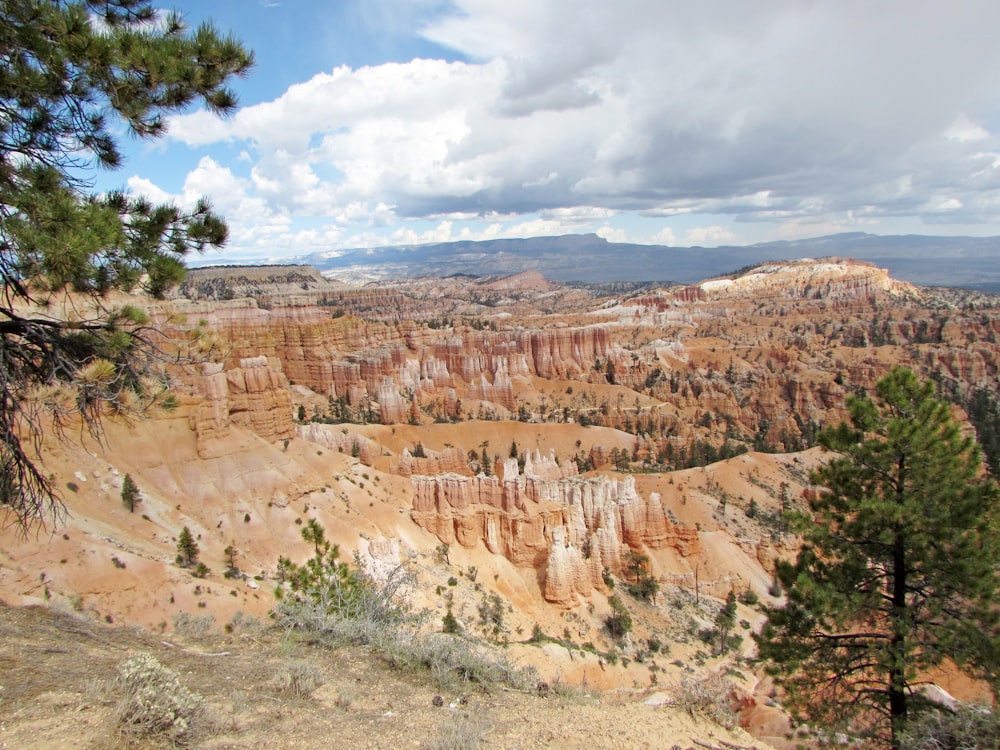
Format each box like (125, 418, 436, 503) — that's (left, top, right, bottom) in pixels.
(409, 451, 699, 606)
(190, 356, 295, 457)
(161, 299, 621, 423)
(166, 256, 1000, 467)
(694, 259, 913, 302)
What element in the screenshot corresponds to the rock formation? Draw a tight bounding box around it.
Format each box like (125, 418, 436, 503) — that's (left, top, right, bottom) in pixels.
(190, 356, 295, 457)
(410, 452, 699, 605)
(295, 422, 379, 466)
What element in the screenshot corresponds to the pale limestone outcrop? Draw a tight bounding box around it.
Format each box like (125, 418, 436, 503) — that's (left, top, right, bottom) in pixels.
(397, 445, 472, 477)
(164, 301, 619, 425)
(376, 378, 408, 424)
(358, 537, 401, 582)
(543, 525, 594, 606)
(295, 423, 378, 466)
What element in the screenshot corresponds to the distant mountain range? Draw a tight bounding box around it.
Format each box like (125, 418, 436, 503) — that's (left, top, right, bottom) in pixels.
(236, 232, 1000, 291)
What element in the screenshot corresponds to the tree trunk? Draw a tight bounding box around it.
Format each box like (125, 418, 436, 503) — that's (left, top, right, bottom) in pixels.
(889, 531, 908, 750)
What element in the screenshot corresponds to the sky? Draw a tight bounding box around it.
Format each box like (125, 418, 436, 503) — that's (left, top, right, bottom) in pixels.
(106, 0, 1000, 263)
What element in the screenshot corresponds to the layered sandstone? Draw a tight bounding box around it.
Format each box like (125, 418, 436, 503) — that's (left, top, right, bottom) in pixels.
(410, 452, 699, 605)
(190, 356, 295, 457)
(161, 299, 620, 424)
(295, 422, 379, 466)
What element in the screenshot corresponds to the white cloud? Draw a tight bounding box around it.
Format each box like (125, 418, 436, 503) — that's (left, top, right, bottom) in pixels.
(945, 115, 990, 142)
(650, 227, 678, 246)
(925, 197, 964, 212)
(540, 206, 616, 223)
(125, 176, 174, 206)
(686, 226, 737, 245)
(151, 0, 1000, 257)
(596, 225, 627, 243)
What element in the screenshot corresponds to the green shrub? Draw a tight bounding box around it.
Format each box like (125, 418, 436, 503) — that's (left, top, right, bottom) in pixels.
(121, 473, 141, 512)
(604, 595, 632, 641)
(273, 519, 411, 643)
(176, 526, 199, 568)
(898, 704, 1000, 750)
(442, 603, 461, 634)
(477, 592, 505, 639)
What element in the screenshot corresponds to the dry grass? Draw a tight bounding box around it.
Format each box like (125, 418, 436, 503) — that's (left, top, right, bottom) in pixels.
(898, 705, 1000, 750)
(427, 711, 492, 750)
(110, 653, 210, 746)
(0, 602, 761, 749)
(669, 673, 739, 730)
(274, 658, 325, 699)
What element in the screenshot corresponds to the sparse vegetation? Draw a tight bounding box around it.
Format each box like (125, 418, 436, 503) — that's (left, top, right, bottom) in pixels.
(175, 526, 199, 568)
(223, 544, 240, 579)
(274, 520, 534, 693)
(274, 520, 411, 643)
(172, 612, 216, 638)
(382, 631, 535, 692)
(121, 474, 141, 513)
(670, 673, 738, 730)
(898, 704, 1000, 750)
(624, 551, 659, 602)
(604, 595, 633, 641)
(428, 711, 492, 750)
(477, 592, 506, 639)
(711, 590, 740, 655)
(111, 653, 209, 745)
(442, 602, 461, 634)
(274, 659, 325, 699)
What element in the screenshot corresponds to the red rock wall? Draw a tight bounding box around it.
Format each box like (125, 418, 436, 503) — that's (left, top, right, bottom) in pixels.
(410, 455, 699, 606)
(189, 356, 295, 457)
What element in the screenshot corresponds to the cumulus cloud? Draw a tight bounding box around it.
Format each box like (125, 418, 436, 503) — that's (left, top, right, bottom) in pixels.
(650, 227, 678, 246)
(152, 0, 1000, 256)
(686, 226, 737, 245)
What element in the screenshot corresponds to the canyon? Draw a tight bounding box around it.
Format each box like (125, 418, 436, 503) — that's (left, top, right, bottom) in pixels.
(3, 256, 999, 747)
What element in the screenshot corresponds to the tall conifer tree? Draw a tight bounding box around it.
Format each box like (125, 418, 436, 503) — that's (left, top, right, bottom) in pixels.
(757, 368, 1000, 748)
(120, 472, 139, 512)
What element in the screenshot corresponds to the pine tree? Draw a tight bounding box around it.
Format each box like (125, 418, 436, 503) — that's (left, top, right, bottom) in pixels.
(175, 526, 199, 568)
(0, 1, 253, 529)
(713, 590, 737, 655)
(757, 368, 1000, 748)
(223, 544, 239, 578)
(441, 601, 460, 634)
(120, 473, 140, 513)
